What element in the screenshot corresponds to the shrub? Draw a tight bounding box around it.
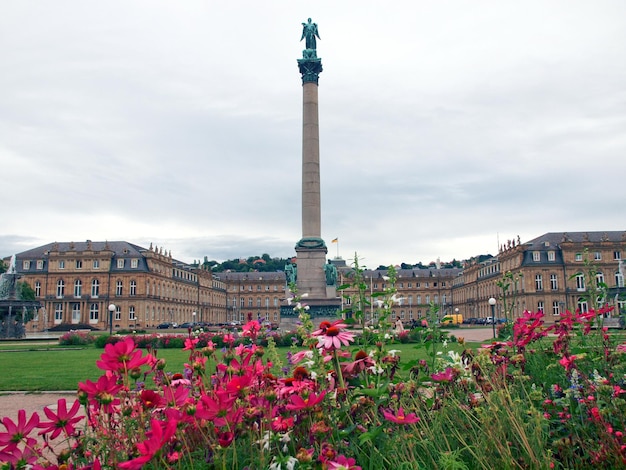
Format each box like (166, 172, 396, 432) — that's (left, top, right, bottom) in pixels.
(58, 330, 96, 346)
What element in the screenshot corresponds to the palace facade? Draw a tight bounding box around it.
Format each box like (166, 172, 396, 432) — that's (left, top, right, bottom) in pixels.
(6, 231, 626, 331)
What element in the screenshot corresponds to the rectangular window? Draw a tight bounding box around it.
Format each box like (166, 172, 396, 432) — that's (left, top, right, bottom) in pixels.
(35, 282, 41, 297)
(91, 280, 99, 297)
(55, 304, 63, 322)
(548, 251, 555, 262)
(23, 260, 31, 270)
(550, 274, 558, 290)
(129, 306, 136, 320)
(130, 281, 137, 296)
(115, 307, 121, 321)
(116, 281, 123, 296)
(76, 260, 82, 269)
(425, 295, 430, 304)
(59, 260, 65, 269)
(615, 251, 622, 260)
(594, 252, 602, 261)
(93, 259, 100, 269)
(56, 280, 65, 298)
(72, 304, 80, 323)
(131, 259, 138, 268)
(532, 251, 540, 262)
(89, 303, 99, 322)
(535, 274, 543, 291)
(36, 260, 44, 270)
(117, 259, 124, 269)
(575, 253, 583, 262)
(576, 274, 585, 291)
(248, 298, 253, 307)
(552, 301, 560, 316)
(537, 301, 544, 313)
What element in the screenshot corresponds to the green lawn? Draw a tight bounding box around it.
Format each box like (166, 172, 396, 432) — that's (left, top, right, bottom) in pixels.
(0, 341, 474, 392)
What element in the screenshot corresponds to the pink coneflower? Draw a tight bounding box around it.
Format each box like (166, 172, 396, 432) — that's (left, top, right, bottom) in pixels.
(37, 398, 83, 439)
(312, 320, 354, 350)
(382, 407, 420, 424)
(342, 350, 375, 377)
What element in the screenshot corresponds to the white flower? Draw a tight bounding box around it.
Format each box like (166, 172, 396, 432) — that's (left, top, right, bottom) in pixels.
(391, 294, 406, 305)
(256, 431, 271, 451)
(301, 293, 309, 298)
(287, 296, 294, 306)
(384, 333, 391, 340)
(286, 457, 298, 470)
(443, 340, 448, 348)
(388, 349, 400, 357)
(374, 299, 384, 308)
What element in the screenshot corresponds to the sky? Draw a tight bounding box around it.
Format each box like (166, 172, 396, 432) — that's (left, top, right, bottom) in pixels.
(1, 1, 625, 270)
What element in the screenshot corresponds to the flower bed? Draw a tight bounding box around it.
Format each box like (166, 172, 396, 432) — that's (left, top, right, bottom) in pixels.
(3, 301, 626, 469)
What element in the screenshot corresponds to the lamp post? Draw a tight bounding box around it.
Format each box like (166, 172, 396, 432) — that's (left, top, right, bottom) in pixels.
(192, 311, 197, 326)
(488, 297, 496, 338)
(454, 307, 460, 325)
(108, 304, 116, 336)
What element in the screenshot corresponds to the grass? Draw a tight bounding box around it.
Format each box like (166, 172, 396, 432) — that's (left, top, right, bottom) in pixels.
(0, 339, 476, 392)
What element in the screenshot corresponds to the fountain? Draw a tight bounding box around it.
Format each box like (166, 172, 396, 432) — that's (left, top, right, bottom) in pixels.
(0, 255, 41, 338)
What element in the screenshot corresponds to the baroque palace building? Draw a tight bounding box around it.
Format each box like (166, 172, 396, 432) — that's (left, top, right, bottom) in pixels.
(6, 231, 626, 331)
(10, 241, 230, 331)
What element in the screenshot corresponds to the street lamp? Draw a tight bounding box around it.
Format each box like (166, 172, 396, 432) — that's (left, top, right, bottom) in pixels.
(108, 304, 116, 335)
(454, 307, 460, 325)
(488, 297, 496, 338)
(192, 311, 197, 325)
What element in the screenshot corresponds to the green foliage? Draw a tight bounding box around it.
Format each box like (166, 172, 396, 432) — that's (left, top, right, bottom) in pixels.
(58, 330, 96, 346)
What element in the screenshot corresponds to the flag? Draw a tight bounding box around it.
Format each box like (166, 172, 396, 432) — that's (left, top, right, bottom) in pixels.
(331, 238, 338, 243)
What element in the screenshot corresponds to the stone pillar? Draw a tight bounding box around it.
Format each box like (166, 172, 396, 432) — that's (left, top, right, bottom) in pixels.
(295, 41, 327, 299)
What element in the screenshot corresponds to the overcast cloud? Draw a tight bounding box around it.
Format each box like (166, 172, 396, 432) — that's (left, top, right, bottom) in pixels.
(1, 1, 625, 269)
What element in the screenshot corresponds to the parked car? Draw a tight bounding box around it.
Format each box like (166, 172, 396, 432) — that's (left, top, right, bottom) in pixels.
(179, 322, 194, 329)
(156, 322, 171, 329)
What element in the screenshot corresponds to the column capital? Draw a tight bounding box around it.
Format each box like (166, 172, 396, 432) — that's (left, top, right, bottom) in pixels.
(298, 53, 323, 85)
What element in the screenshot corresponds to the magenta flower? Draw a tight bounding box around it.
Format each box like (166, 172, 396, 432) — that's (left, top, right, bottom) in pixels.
(326, 454, 362, 469)
(558, 355, 577, 372)
(382, 407, 420, 424)
(96, 337, 152, 373)
(0, 409, 39, 450)
(312, 320, 355, 350)
(38, 398, 84, 439)
(285, 390, 327, 412)
(118, 418, 177, 470)
(78, 374, 123, 412)
(431, 367, 456, 383)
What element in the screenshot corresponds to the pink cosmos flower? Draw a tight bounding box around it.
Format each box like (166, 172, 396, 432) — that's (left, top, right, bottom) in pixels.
(242, 320, 261, 340)
(0, 409, 40, 451)
(312, 320, 355, 350)
(431, 367, 456, 383)
(37, 398, 83, 440)
(558, 355, 577, 372)
(183, 337, 199, 351)
(118, 418, 177, 470)
(96, 337, 151, 373)
(285, 390, 327, 412)
(382, 407, 420, 424)
(326, 454, 362, 470)
(78, 374, 123, 413)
